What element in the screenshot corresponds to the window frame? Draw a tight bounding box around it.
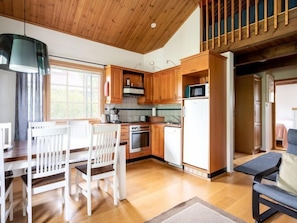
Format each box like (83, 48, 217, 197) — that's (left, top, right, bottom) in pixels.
(45, 59, 105, 123)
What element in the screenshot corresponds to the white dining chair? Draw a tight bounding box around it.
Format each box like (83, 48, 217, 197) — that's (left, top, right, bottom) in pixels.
(28, 121, 56, 129)
(75, 124, 121, 216)
(0, 129, 14, 222)
(67, 120, 91, 194)
(0, 122, 12, 149)
(22, 126, 70, 223)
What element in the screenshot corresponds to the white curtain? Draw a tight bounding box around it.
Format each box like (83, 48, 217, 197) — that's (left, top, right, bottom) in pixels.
(15, 72, 43, 141)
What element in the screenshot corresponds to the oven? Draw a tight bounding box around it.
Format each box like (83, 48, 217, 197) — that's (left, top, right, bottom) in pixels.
(129, 125, 150, 153)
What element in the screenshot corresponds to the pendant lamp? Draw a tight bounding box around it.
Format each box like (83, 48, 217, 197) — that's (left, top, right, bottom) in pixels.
(0, 0, 50, 75)
(9, 36, 38, 73)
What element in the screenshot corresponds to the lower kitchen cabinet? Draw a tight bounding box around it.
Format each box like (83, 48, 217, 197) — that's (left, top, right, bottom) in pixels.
(151, 123, 165, 159)
(120, 125, 130, 160)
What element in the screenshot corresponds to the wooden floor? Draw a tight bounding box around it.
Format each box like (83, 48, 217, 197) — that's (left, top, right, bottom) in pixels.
(10, 152, 297, 223)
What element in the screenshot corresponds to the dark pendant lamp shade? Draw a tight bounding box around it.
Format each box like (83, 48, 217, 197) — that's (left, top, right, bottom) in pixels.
(0, 34, 50, 75)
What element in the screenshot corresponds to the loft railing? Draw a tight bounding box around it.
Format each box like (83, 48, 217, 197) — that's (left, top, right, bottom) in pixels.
(200, 0, 297, 52)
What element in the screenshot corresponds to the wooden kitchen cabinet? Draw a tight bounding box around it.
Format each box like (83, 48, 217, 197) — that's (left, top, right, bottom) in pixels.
(120, 125, 130, 160)
(175, 66, 182, 101)
(152, 67, 181, 104)
(105, 65, 123, 104)
(181, 50, 227, 179)
(151, 123, 165, 159)
(138, 72, 153, 104)
(235, 74, 262, 154)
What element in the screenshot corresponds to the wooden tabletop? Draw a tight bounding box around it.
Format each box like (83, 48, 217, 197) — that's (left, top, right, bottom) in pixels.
(4, 140, 127, 162)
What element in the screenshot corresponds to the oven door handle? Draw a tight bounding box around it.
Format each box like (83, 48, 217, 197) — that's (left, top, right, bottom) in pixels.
(131, 130, 150, 133)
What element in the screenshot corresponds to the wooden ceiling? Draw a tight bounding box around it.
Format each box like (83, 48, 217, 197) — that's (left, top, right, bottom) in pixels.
(0, 0, 201, 54)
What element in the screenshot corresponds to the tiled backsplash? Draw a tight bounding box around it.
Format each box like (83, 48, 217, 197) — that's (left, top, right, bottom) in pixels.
(105, 97, 182, 123)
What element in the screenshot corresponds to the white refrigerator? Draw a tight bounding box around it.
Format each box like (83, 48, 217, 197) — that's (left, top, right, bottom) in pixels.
(183, 99, 209, 170)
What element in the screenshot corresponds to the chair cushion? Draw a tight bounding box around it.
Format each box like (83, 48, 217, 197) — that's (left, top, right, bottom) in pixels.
(75, 164, 114, 176)
(276, 152, 297, 195)
(21, 173, 65, 187)
(254, 183, 297, 210)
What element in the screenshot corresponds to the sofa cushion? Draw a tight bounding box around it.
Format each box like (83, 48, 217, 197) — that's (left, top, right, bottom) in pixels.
(276, 152, 297, 195)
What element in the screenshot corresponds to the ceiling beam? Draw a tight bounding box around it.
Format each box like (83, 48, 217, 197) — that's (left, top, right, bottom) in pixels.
(235, 41, 297, 66)
(235, 54, 297, 76)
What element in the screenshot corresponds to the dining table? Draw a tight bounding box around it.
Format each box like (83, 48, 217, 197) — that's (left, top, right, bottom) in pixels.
(4, 140, 127, 200)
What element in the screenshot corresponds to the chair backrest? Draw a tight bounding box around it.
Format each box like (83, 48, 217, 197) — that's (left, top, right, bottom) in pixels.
(88, 124, 121, 172)
(287, 129, 297, 155)
(28, 121, 56, 129)
(27, 126, 70, 179)
(67, 120, 90, 139)
(0, 122, 12, 149)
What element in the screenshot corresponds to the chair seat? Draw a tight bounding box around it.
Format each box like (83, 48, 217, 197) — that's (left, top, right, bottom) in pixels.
(254, 183, 297, 210)
(21, 173, 65, 187)
(75, 164, 114, 176)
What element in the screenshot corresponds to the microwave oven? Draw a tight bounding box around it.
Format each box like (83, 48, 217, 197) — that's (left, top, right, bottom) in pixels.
(185, 83, 209, 98)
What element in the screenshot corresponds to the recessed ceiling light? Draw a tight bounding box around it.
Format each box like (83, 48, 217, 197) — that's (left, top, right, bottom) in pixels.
(151, 22, 156, 29)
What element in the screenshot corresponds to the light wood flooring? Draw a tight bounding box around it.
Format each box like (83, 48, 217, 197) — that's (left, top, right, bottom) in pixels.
(10, 152, 297, 223)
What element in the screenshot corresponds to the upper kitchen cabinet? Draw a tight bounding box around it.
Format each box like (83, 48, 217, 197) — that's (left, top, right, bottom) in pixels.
(152, 66, 182, 104)
(137, 72, 153, 104)
(105, 65, 123, 104)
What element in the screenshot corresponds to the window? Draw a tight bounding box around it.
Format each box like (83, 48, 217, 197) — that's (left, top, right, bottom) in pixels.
(48, 60, 104, 120)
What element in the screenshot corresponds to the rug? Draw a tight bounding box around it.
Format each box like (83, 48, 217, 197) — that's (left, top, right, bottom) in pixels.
(145, 197, 246, 223)
(234, 152, 282, 181)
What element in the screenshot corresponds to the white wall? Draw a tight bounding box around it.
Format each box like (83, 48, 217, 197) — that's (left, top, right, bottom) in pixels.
(0, 69, 16, 138)
(276, 84, 297, 129)
(273, 65, 297, 130)
(144, 7, 200, 71)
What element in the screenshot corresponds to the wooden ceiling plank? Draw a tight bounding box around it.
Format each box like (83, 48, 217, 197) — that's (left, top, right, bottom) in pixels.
(54, 0, 77, 32)
(134, 0, 178, 53)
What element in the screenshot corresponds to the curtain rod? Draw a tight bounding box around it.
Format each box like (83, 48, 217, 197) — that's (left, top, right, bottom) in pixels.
(49, 55, 107, 67)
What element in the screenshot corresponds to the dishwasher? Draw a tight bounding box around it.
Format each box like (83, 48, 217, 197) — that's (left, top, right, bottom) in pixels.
(164, 126, 182, 168)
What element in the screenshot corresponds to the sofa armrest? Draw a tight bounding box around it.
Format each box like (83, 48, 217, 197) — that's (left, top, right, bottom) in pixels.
(253, 158, 282, 184)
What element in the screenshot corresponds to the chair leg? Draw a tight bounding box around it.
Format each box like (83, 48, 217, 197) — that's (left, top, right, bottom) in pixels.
(22, 183, 26, 216)
(9, 183, 13, 221)
(113, 176, 118, 206)
(87, 179, 92, 216)
(252, 188, 261, 222)
(75, 171, 80, 201)
(69, 167, 72, 195)
(27, 192, 32, 223)
(1, 195, 5, 223)
(64, 184, 70, 221)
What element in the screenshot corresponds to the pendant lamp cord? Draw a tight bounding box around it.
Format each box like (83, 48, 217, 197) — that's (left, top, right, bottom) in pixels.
(24, 0, 26, 36)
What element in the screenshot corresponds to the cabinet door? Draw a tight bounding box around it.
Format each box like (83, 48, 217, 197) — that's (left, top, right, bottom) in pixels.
(153, 72, 161, 103)
(175, 66, 182, 101)
(105, 66, 123, 104)
(120, 125, 130, 160)
(151, 124, 164, 158)
(138, 73, 153, 104)
(160, 69, 175, 103)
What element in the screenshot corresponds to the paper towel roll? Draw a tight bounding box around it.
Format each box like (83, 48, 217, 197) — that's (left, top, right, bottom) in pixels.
(152, 107, 156, 116)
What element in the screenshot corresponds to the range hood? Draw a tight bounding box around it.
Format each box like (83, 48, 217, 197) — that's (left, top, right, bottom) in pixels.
(123, 86, 144, 96)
